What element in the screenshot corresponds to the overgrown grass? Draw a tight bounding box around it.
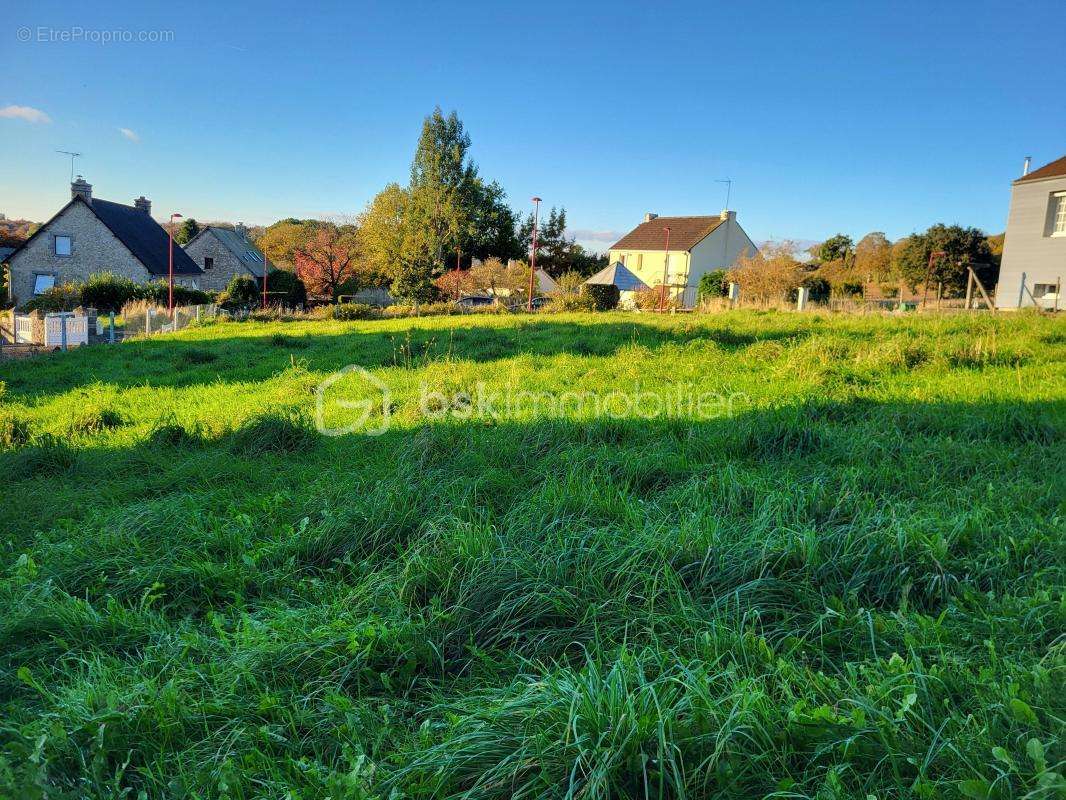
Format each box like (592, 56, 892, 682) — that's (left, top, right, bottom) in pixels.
(0, 310, 1063, 799)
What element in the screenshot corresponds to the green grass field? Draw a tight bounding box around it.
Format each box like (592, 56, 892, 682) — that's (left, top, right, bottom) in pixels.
(1, 310, 1064, 799)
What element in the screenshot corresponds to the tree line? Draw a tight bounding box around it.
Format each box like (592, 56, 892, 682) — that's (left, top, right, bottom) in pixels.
(255, 109, 606, 303)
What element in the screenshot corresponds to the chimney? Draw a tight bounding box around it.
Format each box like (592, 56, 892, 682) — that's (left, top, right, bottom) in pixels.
(71, 176, 92, 204)
(720, 209, 736, 221)
(644, 213, 658, 222)
(1023, 156, 1032, 176)
(134, 196, 152, 215)
(235, 221, 248, 239)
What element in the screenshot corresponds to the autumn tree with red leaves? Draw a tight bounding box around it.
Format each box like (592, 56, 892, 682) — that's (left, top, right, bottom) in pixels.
(293, 221, 361, 302)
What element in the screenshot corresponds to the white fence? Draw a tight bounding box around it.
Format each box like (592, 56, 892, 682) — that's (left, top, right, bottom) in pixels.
(14, 315, 34, 344)
(122, 303, 220, 338)
(44, 313, 89, 347)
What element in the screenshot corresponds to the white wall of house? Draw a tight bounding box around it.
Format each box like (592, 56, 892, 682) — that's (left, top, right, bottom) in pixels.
(607, 214, 758, 307)
(996, 174, 1066, 309)
(686, 215, 758, 307)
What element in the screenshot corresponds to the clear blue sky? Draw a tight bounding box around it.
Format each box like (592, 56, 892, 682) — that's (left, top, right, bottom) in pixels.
(2, 0, 1063, 251)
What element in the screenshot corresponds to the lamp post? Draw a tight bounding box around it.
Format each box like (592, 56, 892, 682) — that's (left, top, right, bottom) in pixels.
(168, 213, 183, 316)
(528, 196, 541, 312)
(658, 226, 671, 312)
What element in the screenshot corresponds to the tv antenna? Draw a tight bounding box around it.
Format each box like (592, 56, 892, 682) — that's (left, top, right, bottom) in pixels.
(56, 150, 82, 182)
(715, 178, 732, 210)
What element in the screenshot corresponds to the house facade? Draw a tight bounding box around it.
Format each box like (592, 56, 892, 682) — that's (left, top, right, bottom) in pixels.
(996, 155, 1066, 309)
(1, 177, 202, 306)
(607, 211, 757, 307)
(182, 224, 269, 292)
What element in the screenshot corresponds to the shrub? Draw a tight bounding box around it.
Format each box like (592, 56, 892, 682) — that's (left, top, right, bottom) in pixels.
(136, 280, 210, 307)
(264, 269, 307, 308)
(216, 275, 260, 311)
(580, 283, 620, 311)
(20, 284, 81, 313)
(81, 272, 140, 312)
(634, 286, 681, 311)
(697, 269, 728, 299)
(319, 302, 374, 321)
(542, 293, 596, 313)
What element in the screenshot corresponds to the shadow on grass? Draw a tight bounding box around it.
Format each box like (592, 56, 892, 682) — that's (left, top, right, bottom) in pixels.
(0, 317, 818, 401)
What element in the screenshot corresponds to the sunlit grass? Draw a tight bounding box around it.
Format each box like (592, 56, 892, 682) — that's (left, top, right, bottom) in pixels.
(1, 309, 1064, 798)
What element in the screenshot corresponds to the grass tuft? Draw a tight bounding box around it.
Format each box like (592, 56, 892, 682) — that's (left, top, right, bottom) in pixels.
(229, 410, 318, 455)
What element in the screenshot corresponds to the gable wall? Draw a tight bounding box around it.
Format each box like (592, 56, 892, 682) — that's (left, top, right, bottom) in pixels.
(5, 201, 152, 305)
(686, 219, 758, 306)
(995, 175, 1066, 308)
(184, 232, 251, 292)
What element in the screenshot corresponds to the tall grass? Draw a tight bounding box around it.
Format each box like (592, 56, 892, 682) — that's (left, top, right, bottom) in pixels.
(0, 310, 1063, 798)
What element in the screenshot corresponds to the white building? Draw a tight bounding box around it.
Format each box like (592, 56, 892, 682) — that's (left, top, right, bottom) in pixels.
(996, 155, 1066, 309)
(606, 211, 757, 308)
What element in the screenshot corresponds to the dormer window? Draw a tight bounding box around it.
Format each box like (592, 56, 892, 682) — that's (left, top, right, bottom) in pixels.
(204, 257, 214, 270)
(54, 235, 72, 256)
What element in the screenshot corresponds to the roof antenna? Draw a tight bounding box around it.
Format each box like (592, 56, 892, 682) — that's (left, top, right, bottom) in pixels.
(715, 178, 732, 210)
(56, 150, 82, 182)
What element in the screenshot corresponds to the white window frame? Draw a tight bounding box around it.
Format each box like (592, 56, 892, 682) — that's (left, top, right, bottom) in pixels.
(1052, 192, 1066, 237)
(54, 234, 72, 256)
(33, 273, 56, 295)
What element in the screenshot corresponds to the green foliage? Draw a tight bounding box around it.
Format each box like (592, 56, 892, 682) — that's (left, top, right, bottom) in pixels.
(0, 411, 30, 448)
(264, 268, 307, 308)
(137, 280, 212, 308)
(319, 302, 375, 321)
(580, 282, 620, 310)
(543, 292, 597, 312)
(80, 272, 140, 312)
(892, 224, 995, 295)
(697, 269, 728, 299)
(0, 312, 1062, 799)
(217, 274, 261, 310)
(174, 218, 201, 245)
(817, 233, 854, 263)
(392, 260, 442, 303)
(20, 284, 81, 312)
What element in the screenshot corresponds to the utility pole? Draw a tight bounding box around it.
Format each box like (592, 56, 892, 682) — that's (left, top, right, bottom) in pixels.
(168, 213, 183, 317)
(659, 226, 671, 312)
(527, 197, 541, 312)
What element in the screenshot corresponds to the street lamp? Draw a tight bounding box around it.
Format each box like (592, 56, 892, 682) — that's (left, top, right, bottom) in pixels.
(658, 226, 671, 312)
(168, 213, 183, 316)
(527, 196, 541, 312)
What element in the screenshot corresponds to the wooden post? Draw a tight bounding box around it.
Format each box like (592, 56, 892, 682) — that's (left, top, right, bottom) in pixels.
(1018, 272, 1026, 308)
(965, 270, 974, 310)
(109, 312, 115, 344)
(936, 282, 943, 310)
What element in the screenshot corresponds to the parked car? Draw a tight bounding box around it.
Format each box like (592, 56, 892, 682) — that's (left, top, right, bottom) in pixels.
(454, 294, 496, 308)
(507, 296, 551, 311)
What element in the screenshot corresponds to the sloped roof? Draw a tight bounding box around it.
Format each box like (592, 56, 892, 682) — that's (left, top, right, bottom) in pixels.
(4, 196, 202, 275)
(90, 199, 202, 275)
(535, 268, 560, 293)
(610, 215, 725, 252)
(585, 262, 649, 291)
(194, 226, 269, 277)
(0, 247, 15, 262)
(1015, 155, 1066, 184)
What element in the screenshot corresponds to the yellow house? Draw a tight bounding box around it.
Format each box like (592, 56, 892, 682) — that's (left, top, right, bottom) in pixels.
(607, 210, 758, 307)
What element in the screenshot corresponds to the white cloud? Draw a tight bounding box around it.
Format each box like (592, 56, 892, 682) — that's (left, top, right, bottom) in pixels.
(0, 105, 52, 124)
(568, 228, 624, 243)
(119, 127, 140, 142)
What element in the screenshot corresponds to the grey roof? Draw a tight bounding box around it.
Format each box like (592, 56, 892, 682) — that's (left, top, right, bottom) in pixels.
(2, 196, 202, 275)
(585, 262, 649, 291)
(198, 226, 269, 277)
(0, 247, 15, 262)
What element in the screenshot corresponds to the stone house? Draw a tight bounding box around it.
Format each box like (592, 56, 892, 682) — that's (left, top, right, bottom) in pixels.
(182, 224, 270, 292)
(1, 177, 202, 307)
(995, 155, 1066, 309)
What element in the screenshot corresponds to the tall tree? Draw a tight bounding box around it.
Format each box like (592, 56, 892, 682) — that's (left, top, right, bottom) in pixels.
(817, 233, 854, 264)
(892, 224, 994, 295)
(404, 107, 478, 272)
(175, 218, 201, 245)
(293, 221, 361, 302)
(258, 219, 315, 268)
(854, 231, 893, 286)
(358, 183, 410, 283)
(467, 180, 523, 262)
